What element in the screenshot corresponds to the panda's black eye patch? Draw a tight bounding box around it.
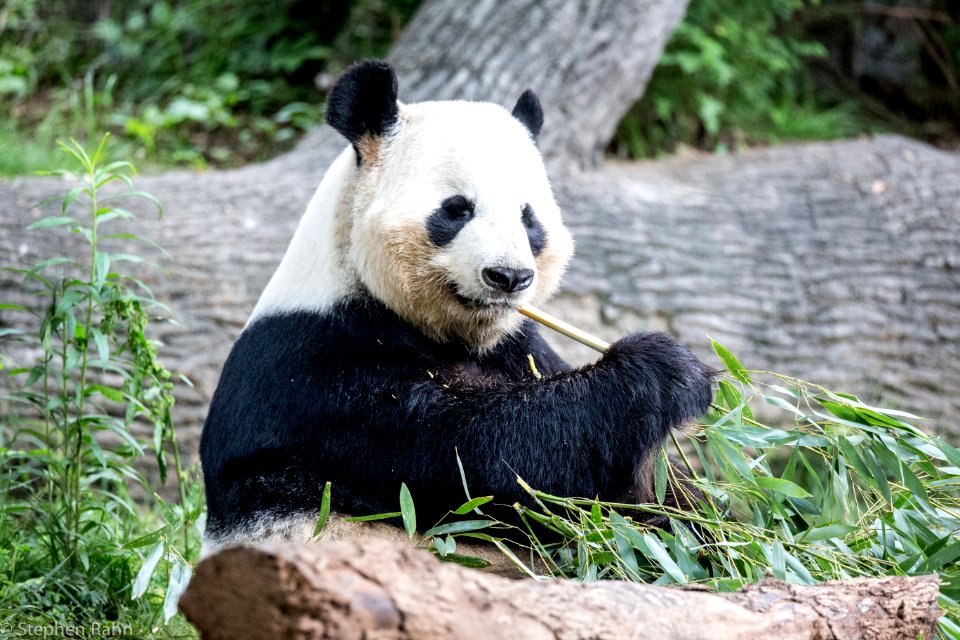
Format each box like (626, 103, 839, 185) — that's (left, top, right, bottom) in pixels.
(426, 195, 475, 247)
(522, 203, 546, 256)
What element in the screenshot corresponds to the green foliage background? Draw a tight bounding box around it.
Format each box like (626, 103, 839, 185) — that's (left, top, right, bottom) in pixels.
(1, 0, 957, 173)
(0, 0, 420, 173)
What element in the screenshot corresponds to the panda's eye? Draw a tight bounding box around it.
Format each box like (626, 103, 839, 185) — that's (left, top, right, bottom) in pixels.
(441, 195, 474, 220)
(427, 195, 475, 247)
(521, 203, 547, 256)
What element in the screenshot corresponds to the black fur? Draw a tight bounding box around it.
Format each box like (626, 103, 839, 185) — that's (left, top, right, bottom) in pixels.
(511, 89, 544, 140)
(521, 203, 546, 256)
(325, 60, 399, 162)
(426, 195, 475, 247)
(200, 295, 713, 539)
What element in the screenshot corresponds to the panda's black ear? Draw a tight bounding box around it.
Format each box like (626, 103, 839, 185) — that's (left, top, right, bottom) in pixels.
(326, 60, 399, 161)
(511, 89, 543, 141)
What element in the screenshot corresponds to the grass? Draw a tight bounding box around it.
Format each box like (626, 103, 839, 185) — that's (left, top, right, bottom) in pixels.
(0, 119, 64, 177)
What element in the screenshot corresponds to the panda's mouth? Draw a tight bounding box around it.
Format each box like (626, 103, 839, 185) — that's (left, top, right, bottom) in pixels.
(451, 287, 517, 311)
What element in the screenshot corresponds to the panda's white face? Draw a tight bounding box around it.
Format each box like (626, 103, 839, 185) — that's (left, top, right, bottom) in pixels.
(348, 101, 573, 350)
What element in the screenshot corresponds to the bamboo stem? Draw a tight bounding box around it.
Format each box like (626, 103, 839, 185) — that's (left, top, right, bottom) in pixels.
(518, 305, 611, 353)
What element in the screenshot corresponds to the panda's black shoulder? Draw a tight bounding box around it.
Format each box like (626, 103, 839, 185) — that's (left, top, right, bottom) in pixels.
(226, 297, 441, 374)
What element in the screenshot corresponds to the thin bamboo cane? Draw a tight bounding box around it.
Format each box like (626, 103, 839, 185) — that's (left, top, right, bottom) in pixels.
(518, 305, 610, 353)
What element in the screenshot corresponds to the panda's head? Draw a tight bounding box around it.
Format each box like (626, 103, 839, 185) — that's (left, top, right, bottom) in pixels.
(327, 61, 574, 351)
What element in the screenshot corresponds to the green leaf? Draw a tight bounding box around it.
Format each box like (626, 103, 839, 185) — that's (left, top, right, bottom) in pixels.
(453, 496, 493, 515)
(433, 536, 450, 557)
(900, 463, 929, 504)
(862, 446, 892, 505)
(312, 481, 332, 537)
(838, 436, 872, 481)
(163, 562, 192, 622)
(654, 448, 668, 505)
(756, 476, 812, 499)
(769, 540, 786, 581)
(455, 447, 474, 503)
(636, 533, 687, 583)
(706, 430, 755, 482)
(763, 395, 805, 417)
(27, 216, 78, 230)
(613, 528, 641, 577)
(423, 520, 494, 537)
(437, 553, 491, 569)
(94, 251, 111, 287)
(591, 503, 602, 524)
(87, 384, 124, 403)
(91, 328, 109, 363)
(132, 541, 164, 599)
(922, 540, 960, 574)
(344, 512, 401, 523)
(23, 365, 44, 386)
(710, 339, 751, 384)
(124, 526, 169, 549)
(937, 439, 960, 470)
(26, 256, 78, 276)
(399, 482, 416, 540)
(799, 524, 857, 542)
(716, 379, 741, 409)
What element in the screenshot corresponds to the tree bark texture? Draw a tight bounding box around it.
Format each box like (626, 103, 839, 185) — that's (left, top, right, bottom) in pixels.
(1, 0, 959, 471)
(179, 539, 942, 640)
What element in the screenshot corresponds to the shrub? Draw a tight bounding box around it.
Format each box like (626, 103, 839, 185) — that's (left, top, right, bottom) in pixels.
(0, 136, 199, 636)
(611, 0, 864, 158)
(0, 0, 422, 173)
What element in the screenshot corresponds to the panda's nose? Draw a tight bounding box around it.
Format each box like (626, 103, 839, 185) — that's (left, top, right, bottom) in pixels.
(482, 267, 535, 293)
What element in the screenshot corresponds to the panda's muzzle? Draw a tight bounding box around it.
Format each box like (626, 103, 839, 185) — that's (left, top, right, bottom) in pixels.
(482, 267, 534, 293)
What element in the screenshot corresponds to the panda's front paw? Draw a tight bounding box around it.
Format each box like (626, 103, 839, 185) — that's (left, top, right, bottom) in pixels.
(603, 331, 714, 423)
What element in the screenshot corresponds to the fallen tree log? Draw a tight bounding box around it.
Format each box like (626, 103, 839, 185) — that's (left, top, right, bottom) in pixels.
(179, 539, 942, 640)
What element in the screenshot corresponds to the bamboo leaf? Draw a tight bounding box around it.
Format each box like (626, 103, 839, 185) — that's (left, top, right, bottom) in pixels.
(124, 526, 169, 550)
(344, 512, 401, 523)
(313, 481, 332, 537)
(654, 448, 668, 505)
(453, 496, 493, 515)
(424, 520, 494, 537)
(637, 533, 686, 584)
(709, 339, 751, 384)
(756, 476, 812, 499)
(399, 483, 416, 540)
(437, 553, 491, 569)
(132, 541, 164, 599)
(163, 562, 192, 622)
(799, 524, 857, 542)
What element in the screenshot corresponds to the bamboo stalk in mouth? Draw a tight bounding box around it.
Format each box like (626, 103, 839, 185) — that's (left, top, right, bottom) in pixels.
(518, 304, 611, 354)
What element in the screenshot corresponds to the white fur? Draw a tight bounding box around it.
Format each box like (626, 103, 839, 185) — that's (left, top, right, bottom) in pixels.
(249, 99, 574, 348)
(249, 147, 358, 321)
(200, 512, 316, 559)
(201, 512, 528, 575)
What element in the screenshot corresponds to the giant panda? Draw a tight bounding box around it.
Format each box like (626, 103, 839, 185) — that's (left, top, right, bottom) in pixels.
(200, 60, 713, 556)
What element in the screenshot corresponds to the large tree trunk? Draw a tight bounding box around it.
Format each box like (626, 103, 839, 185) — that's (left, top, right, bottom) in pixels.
(179, 539, 943, 640)
(1, 0, 959, 478)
